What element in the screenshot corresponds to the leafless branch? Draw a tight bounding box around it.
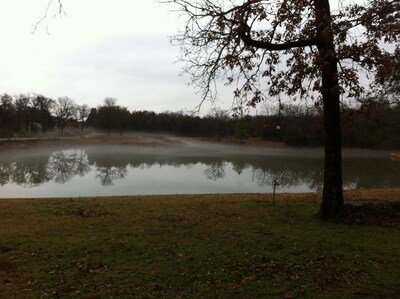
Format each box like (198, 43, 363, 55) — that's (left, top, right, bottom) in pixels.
(32, 0, 66, 34)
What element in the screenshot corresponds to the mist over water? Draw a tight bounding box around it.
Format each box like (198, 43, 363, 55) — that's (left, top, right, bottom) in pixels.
(0, 141, 398, 198)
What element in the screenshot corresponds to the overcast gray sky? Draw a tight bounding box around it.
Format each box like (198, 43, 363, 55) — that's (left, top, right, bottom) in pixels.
(0, 0, 230, 114)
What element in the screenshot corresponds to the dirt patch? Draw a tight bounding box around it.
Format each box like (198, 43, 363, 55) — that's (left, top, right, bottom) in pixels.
(0, 134, 181, 151)
(72, 134, 180, 146)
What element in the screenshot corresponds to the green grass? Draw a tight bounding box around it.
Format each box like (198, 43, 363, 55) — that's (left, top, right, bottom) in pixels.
(0, 193, 399, 298)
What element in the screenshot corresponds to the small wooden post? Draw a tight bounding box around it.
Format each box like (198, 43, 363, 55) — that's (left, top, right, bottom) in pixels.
(272, 180, 279, 206)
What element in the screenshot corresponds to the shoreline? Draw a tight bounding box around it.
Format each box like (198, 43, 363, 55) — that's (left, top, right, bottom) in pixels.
(0, 133, 398, 153)
(1, 188, 399, 203)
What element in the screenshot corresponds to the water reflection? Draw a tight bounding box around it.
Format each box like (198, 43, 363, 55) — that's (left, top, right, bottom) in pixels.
(0, 145, 399, 197)
(76, 149, 91, 177)
(3, 153, 52, 187)
(205, 161, 226, 181)
(49, 151, 82, 184)
(96, 166, 128, 186)
(0, 149, 90, 187)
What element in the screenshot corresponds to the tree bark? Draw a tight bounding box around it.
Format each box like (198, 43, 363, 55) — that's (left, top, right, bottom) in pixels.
(315, 0, 344, 219)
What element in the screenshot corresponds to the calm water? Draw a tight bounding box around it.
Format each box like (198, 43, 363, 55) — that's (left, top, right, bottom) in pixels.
(0, 142, 398, 198)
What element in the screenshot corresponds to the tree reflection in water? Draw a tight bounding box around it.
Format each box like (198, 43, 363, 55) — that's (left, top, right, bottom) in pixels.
(0, 163, 14, 186)
(0, 146, 399, 193)
(88, 151, 129, 186)
(204, 161, 226, 181)
(0, 149, 92, 187)
(231, 158, 247, 175)
(48, 151, 79, 184)
(3, 154, 52, 187)
(76, 149, 91, 177)
(96, 166, 128, 186)
(250, 157, 324, 191)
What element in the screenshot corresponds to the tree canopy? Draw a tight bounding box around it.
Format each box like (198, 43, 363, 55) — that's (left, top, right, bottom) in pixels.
(163, 0, 398, 105)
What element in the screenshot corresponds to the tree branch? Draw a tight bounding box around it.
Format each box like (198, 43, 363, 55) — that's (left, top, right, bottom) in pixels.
(32, 0, 66, 34)
(238, 23, 316, 51)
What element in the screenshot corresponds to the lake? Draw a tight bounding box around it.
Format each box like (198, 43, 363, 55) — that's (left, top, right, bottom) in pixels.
(0, 141, 398, 198)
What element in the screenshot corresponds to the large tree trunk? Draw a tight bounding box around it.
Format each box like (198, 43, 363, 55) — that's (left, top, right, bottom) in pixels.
(319, 71, 344, 219)
(315, 0, 344, 219)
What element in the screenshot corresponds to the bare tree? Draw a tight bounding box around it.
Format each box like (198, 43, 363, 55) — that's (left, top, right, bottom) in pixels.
(96, 97, 119, 135)
(32, 95, 54, 134)
(14, 95, 31, 134)
(103, 97, 117, 108)
(76, 104, 90, 134)
(0, 94, 16, 137)
(53, 97, 76, 135)
(162, 0, 399, 219)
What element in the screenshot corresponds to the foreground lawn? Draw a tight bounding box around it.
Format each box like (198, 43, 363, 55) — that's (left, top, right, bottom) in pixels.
(0, 190, 399, 298)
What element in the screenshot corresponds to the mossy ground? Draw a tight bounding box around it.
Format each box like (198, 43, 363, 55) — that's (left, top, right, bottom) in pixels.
(1, 190, 399, 298)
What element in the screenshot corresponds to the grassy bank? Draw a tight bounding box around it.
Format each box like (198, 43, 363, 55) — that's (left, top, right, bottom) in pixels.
(1, 190, 399, 298)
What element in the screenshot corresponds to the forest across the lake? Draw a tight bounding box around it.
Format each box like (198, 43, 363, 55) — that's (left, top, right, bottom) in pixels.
(1, 94, 400, 149)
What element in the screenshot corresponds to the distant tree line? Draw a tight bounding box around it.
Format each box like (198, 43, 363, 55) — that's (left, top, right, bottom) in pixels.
(1, 92, 399, 148)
